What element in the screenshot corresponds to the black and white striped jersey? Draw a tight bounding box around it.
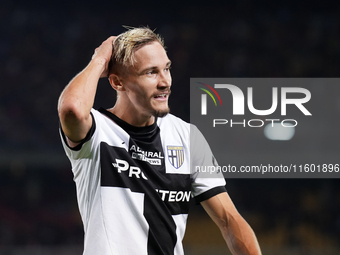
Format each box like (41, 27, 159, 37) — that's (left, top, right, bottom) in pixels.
(60, 108, 226, 255)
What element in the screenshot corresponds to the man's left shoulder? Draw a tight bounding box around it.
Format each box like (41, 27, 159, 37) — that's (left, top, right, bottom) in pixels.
(157, 114, 190, 129)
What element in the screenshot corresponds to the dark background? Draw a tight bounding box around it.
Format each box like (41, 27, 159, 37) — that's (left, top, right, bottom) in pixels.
(1, 0, 340, 254)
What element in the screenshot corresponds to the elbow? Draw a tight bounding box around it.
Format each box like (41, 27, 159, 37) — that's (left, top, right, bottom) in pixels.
(58, 97, 87, 125)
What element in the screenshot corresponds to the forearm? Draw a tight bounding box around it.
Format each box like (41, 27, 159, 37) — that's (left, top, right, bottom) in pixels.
(221, 214, 261, 255)
(58, 58, 105, 121)
(57, 36, 115, 142)
(201, 193, 261, 255)
(57, 59, 104, 141)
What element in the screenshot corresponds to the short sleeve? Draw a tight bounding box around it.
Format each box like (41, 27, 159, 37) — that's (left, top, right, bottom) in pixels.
(59, 110, 97, 160)
(190, 125, 226, 204)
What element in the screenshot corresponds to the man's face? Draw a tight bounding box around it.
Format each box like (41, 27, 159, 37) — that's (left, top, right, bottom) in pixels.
(120, 41, 172, 118)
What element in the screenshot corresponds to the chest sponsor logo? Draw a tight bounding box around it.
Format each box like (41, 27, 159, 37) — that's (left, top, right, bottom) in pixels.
(167, 146, 184, 169)
(155, 189, 191, 202)
(130, 145, 164, 165)
(112, 159, 148, 180)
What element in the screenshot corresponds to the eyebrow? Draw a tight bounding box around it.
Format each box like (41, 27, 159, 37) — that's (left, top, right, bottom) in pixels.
(139, 61, 172, 74)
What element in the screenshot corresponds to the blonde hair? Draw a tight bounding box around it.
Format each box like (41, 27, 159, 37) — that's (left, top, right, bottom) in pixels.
(109, 27, 164, 74)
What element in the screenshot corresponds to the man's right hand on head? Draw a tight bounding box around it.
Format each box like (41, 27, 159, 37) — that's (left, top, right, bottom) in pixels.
(58, 36, 116, 144)
(91, 36, 116, 78)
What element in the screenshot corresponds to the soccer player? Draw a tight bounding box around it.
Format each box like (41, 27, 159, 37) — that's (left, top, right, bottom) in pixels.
(58, 27, 261, 255)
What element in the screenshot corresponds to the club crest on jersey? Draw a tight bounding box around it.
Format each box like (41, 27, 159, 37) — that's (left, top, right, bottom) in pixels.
(167, 146, 184, 169)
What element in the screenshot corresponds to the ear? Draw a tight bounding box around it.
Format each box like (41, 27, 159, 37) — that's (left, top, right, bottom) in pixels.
(109, 74, 125, 91)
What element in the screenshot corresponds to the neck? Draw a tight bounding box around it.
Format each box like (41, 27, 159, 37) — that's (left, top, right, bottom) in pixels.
(108, 103, 155, 127)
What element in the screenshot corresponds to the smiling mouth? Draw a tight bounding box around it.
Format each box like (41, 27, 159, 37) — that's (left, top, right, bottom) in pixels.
(154, 93, 168, 99)
(153, 90, 171, 100)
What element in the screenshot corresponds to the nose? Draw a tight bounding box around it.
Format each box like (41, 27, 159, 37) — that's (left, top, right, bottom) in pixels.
(158, 70, 171, 89)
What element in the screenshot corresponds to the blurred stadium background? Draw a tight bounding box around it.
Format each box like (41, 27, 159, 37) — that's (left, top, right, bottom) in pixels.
(1, 0, 340, 254)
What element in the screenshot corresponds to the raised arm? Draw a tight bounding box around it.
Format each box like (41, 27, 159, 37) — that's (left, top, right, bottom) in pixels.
(57, 36, 115, 146)
(201, 192, 262, 255)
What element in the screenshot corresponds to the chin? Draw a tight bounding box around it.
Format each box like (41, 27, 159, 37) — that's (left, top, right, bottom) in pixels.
(153, 107, 170, 117)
